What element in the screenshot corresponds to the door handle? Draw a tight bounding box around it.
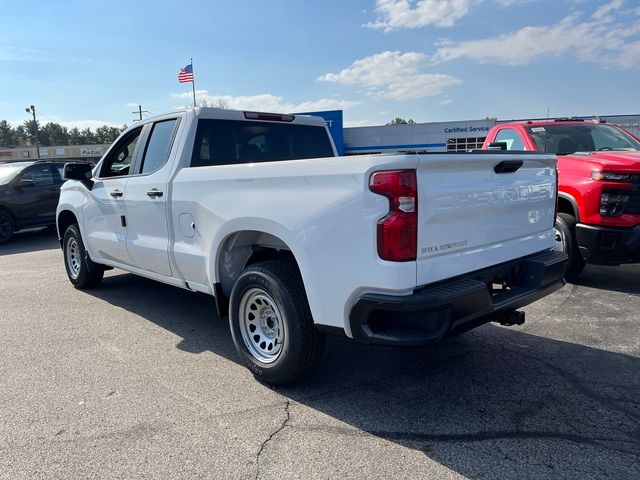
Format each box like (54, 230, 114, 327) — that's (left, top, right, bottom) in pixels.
(494, 160, 523, 174)
(110, 189, 123, 198)
(146, 188, 164, 198)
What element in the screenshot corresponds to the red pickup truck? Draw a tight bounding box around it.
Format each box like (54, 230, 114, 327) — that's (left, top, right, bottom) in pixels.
(483, 118, 640, 280)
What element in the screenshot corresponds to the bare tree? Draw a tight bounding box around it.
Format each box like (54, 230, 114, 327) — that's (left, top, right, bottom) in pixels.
(199, 98, 230, 109)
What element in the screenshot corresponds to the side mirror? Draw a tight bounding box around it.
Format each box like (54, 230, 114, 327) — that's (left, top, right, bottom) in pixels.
(487, 142, 508, 151)
(15, 178, 36, 188)
(63, 163, 94, 189)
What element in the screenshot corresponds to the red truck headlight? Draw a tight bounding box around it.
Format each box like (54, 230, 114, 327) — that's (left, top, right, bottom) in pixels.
(600, 192, 630, 216)
(591, 170, 636, 216)
(592, 171, 636, 182)
(369, 170, 417, 262)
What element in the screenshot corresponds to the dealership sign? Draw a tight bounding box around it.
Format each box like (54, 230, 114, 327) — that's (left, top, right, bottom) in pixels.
(80, 147, 103, 157)
(295, 110, 345, 156)
(444, 125, 492, 134)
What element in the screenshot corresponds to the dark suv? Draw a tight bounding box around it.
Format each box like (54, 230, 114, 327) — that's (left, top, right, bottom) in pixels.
(0, 160, 90, 244)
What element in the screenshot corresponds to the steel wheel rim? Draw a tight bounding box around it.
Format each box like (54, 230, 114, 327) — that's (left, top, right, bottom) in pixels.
(66, 237, 81, 279)
(555, 227, 568, 253)
(0, 215, 10, 242)
(238, 288, 285, 364)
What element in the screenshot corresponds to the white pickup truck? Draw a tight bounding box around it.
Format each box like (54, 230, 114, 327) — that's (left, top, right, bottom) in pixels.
(57, 108, 566, 384)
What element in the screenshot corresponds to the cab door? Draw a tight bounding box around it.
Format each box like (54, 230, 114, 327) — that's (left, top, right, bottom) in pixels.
(124, 118, 179, 277)
(10, 164, 58, 228)
(83, 127, 144, 265)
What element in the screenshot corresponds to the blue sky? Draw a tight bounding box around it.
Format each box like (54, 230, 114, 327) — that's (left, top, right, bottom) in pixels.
(1, 0, 639, 128)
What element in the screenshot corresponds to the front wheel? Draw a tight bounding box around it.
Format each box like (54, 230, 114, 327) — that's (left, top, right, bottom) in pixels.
(63, 224, 104, 289)
(555, 213, 585, 282)
(229, 260, 325, 385)
(0, 210, 15, 245)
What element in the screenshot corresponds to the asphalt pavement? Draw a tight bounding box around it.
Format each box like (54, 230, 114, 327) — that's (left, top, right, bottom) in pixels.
(0, 229, 638, 479)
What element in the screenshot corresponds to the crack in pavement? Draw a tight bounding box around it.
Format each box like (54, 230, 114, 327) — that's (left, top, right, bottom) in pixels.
(254, 399, 291, 480)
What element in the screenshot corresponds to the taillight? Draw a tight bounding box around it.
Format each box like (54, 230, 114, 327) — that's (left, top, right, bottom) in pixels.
(369, 170, 417, 262)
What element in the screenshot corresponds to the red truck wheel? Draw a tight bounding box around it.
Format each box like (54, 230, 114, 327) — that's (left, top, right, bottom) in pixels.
(556, 213, 585, 281)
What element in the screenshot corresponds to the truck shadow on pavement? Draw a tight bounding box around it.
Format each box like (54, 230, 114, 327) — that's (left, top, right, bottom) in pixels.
(0, 228, 59, 256)
(86, 270, 640, 479)
(573, 263, 640, 295)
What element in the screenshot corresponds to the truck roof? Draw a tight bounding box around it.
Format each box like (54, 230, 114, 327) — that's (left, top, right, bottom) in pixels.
(138, 107, 327, 128)
(500, 118, 607, 128)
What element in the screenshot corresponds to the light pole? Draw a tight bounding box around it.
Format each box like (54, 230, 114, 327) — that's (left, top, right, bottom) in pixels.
(25, 105, 40, 160)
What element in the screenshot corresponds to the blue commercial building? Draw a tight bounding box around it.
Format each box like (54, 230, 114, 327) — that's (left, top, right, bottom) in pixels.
(302, 111, 640, 156)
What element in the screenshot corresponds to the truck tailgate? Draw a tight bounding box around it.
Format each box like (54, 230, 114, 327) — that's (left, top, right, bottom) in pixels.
(415, 153, 557, 286)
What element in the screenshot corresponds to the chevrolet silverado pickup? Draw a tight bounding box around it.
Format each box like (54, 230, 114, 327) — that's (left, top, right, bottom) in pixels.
(483, 118, 640, 280)
(57, 108, 566, 384)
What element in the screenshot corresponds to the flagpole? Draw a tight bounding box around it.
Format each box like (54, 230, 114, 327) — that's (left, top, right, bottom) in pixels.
(191, 58, 196, 107)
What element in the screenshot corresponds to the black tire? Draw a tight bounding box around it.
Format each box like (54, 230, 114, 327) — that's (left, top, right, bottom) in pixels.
(62, 224, 104, 289)
(229, 260, 325, 385)
(556, 213, 585, 282)
(0, 210, 15, 245)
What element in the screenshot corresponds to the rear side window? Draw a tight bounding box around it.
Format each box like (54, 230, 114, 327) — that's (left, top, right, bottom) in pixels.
(495, 129, 525, 151)
(140, 119, 178, 174)
(190, 120, 334, 167)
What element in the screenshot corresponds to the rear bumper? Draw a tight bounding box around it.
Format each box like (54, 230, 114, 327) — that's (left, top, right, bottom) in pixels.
(349, 250, 567, 346)
(576, 223, 640, 265)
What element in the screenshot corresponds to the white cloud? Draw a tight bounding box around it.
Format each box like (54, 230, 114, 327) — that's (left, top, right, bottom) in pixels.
(432, 5, 640, 69)
(57, 120, 123, 130)
(170, 91, 359, 112)
(437, 98, 453, 106)
(592, 0, 624, 20)
(364, 0, 529, 31)
(7, 119, 122, 130)
(344, 119, 374, 127)
(366, 0, 473, 31)
(319, 51, 460, 100)
(0, 44, 51, 62)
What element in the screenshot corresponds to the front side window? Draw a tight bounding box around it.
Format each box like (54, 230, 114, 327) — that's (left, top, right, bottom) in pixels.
(190, 120, 334, 167)
(526, 124, 640, 154)
(100, 128, 142, 177)
(495, 129, 525, 151)
(140, 119, 178, 174)
(19, 165, 54, 186)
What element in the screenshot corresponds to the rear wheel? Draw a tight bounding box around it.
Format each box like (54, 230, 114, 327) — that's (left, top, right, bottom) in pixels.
(555, 213, 585, 282)
(0, 210, 14, 245)
(229, 260, 325, 385)
(63, 224, 104, 289)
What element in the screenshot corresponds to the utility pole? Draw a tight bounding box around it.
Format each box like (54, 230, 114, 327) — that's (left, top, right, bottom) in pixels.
(132, 105, 149, 122)
(25, 105, 40, 159)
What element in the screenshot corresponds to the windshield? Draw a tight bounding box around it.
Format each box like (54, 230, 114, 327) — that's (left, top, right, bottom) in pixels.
(526, 124, 640, 154)
(0, 162, 31, 185)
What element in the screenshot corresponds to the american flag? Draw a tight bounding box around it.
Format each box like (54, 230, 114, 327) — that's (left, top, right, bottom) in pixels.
(178, 64, 194, 83)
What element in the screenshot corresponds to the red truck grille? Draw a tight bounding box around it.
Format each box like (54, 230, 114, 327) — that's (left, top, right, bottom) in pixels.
(626, 194, 640, 214)
(626, 174, 640, 214)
